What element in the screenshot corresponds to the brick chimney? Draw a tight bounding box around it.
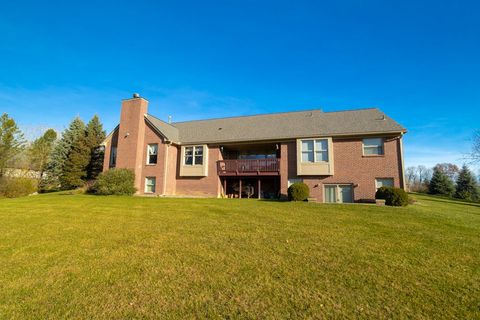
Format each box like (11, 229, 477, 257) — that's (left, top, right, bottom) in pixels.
(116, 94, 148, 192)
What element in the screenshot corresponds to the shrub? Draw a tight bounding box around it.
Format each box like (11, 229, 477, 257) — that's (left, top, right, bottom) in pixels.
(288, 182, 309, 201)
(375, 186, 408, 207)
(0, 177, 38, 198)
(89, 169, 136, 195)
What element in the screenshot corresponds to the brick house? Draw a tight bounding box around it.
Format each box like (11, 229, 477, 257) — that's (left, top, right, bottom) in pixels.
(102, 94, 407, 203)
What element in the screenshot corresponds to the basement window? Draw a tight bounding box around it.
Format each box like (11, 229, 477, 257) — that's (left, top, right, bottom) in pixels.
(147, 144, 158, 164)
(375, 178, 394, 190)
(184, 146, 203, 165)
(145, 177, 156, 193)
(363, 138, 384, 155)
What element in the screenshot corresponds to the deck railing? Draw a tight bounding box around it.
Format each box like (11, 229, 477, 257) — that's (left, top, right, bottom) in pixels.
(217, 158, 280, 176)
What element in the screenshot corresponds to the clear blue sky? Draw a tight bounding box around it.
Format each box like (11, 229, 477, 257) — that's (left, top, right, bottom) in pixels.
(0, 0, 479, 169)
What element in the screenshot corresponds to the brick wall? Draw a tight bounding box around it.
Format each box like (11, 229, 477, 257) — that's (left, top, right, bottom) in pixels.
(280, 136, 403, 202)
(175, 146, 222, 197)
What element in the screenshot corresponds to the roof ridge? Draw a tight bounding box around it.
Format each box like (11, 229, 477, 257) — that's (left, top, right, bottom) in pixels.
(145, 113, 177, 127)
(171, 109, 322, 124)
(323, 107, 379, 114)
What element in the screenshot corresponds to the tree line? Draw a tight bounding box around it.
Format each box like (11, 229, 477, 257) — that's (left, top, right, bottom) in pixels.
(406, 162, 479, 202)
(0, 113, 106, 192)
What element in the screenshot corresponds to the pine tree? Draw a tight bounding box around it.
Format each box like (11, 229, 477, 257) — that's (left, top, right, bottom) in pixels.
(429, 167, 455, 196)
(60, 120, 90, 190)
(41, 117, 85, 190)
(0, 113, 25, 177)
(455, 165, 479, 201)
(28, 129, 57, 181)
(85, 115, 106, 180)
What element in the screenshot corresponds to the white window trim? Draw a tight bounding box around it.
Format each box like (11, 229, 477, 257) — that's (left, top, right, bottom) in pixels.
(362, 138, 385, 156)
(300, 138, 329, 163)
(183, 145, 204, 166)
(145, 177, 156, 193)
(146, 143, 158, 165)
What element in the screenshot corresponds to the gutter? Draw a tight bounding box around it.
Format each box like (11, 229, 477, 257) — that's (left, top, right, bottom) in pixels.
(162, 142, 170, 196)
(399, 133, 407, 190)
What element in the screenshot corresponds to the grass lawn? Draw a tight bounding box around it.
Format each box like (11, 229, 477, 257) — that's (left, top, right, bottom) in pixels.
(0, 193, 479, 319)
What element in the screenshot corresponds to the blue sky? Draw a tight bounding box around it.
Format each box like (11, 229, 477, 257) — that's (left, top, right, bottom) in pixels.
(0, 0, 479, 169)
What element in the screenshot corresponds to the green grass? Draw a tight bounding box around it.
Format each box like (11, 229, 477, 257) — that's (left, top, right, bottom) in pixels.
(0, 193, 479, 319)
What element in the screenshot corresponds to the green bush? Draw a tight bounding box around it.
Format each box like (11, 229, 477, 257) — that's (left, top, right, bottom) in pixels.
(89, 169, 136, 195)
(375, 186, 408, 207)
(288, 182, 309, 201)
(0, 177, 38, 198)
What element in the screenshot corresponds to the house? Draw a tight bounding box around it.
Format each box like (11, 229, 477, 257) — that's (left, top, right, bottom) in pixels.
(102, 94, 407, 203)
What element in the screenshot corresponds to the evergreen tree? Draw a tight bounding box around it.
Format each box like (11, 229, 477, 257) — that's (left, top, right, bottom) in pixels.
(429, 167, 455, 196)
(85, 115, 106, 180)
(41, 117, 85, 190)
(455, 165, 479, 201)
(28, 129, 57, 180)
(61, 130, 90, 189)
(0, 113, 25, 176)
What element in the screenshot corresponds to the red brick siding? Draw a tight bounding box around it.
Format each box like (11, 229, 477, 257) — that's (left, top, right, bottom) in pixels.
(175, 146, 222, 197)
(280, 136, 403, 202)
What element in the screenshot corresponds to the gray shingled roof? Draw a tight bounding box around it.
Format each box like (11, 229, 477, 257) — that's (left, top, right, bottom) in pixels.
(163, 108, 406, 144)
(145, 114, 180, 143)
(144, 108, 405, 145)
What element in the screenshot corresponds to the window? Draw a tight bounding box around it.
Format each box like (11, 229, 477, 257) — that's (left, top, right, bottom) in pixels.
(324, 185, 337, 203)
(324, 185, 354, 203)
(376, 178, 394, 190)
(301, 139, 329, 163)
(147, 144, 158, 164)
(363, 138, 384, 155)
(184, 146, 204, 165)
(288, 178, 303, 187)
(145, 177, 156, 193)
(110, 146, 117, 167)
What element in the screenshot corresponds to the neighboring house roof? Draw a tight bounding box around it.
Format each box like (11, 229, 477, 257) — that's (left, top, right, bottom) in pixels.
(167, 108, 406, 144)
(106, 108, 406, 145)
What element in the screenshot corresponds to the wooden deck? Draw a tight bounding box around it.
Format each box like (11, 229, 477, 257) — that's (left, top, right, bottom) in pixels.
(217, 159, 280, 176)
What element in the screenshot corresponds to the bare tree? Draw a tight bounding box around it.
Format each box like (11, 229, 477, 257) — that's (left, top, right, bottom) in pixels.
(472, 130, 480, 163)
(405, 166, 418, 190)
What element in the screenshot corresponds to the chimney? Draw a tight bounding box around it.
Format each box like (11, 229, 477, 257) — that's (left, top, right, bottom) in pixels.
(115, 94, 149, 192)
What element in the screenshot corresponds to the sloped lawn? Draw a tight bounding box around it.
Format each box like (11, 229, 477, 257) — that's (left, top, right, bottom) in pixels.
(0, 193, 479, 319)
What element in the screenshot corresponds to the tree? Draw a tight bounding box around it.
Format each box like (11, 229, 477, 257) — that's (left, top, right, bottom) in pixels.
(0, 113, 25, 176)
(85, 115, 106, 180)
(60, 119, 90, 190)
(429, 167, 455, 196)
(433, 163, 460, 183)
(405, 166, 418, 191)
(455, 165, 479, 201)
(28, 129, 57, 180)
(470, 130, 480, 163)
(41, 117, 86, 190)
(406, 165, 432, 193)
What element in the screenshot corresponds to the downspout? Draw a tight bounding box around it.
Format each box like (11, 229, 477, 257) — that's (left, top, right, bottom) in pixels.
(162, 142, 170, 196)
(399, 133, 406, 190)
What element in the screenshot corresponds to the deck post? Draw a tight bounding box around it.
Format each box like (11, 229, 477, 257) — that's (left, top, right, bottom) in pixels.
(258, 178, 261, 199)
(239, 179, 242, 198)
(223, 178, 227, 197)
